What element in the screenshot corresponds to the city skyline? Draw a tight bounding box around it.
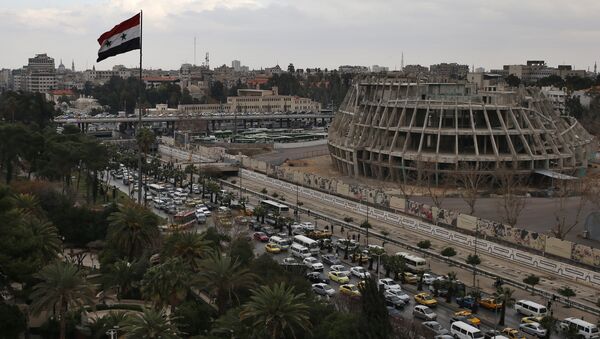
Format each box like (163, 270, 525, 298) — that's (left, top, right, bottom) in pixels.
(1, 0, 599, 71)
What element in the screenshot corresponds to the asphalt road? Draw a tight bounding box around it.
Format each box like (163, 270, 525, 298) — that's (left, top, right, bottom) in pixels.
(253, 144, 329, 165)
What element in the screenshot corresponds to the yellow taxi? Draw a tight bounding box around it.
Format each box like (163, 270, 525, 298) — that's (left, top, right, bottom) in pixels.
(521, 316, 543, 324)
(414, 292, 438, 306)
(502, 328, 526, 339)
(453, 310, 481, 327)
(479, 297, 503, 310)
(403, 272, 418, 284)
(339, 284, 361, 297)
(328, 271, 350, 284)
(350, 252, 370, 264)
(265, 243, 281, 254)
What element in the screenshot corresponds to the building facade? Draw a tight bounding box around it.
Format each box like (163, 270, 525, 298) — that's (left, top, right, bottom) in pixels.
(429, 63, 469, 80)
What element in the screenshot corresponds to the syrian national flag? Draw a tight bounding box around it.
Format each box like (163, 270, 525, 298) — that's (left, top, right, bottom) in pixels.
(97, 13, 141, 62)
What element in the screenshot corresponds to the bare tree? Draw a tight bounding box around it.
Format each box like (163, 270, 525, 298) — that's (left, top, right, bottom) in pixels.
(496, 165, 528, 227)
(451, 162, 490, 215)
(416, 160, 449, 210)
(552, 179, 586, 240)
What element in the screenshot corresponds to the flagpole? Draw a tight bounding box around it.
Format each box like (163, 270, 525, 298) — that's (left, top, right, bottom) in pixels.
(137, 9, 143, 205)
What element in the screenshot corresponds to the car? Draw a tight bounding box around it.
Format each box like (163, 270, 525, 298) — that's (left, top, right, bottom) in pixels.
(451, 310, 481, 327)
(456, 295, 478, 310)
(321, 254, 341, 265)
(350, 251, 370, 264)
(312, 283, 335, 297)
(253, 232, 269, 242)
(387, 305, 403, 318)
(336, 239, 358, 251)
(413, 305, 437, 321)
(385, 294, 407, 309)
(479, 297, 503, 310)
(483, 330, 508, 339)
(339, 284, 361, 297)
(501, 328, 526, 339)
(378, 278, 402, 291)
(303, 257, 324, 271)
(520, 316, 543, 324)
(281, 257, 300, 266)
(384, 289, 411, 304)
(350, 266, 371, 279)
(261, 226, 276, 236)
(415, 293, 438, 306)
(329, 264, 349, 274)
(265, 243, 282, 254)
(306, 272, 329, 284)
(519, 322, 547, 338)
(328, 271, 350, 284)
(422, 273, 437, 285)
(422, 321, 450, 336)
(403, 272, 418, 284)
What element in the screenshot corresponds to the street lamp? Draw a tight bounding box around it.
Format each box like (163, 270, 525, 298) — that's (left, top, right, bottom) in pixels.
(106, 326, 119, 339)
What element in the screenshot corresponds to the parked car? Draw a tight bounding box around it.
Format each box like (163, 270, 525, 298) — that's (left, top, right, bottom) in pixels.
(415, 293, 438, 307)
(422, 321, 450, 337)
(253, 232, 269, 242)
(350, 266, 371, 279)
(519, 322, 547, 338)
(303, 257, 324, 271)
(322, 254, 341, 265)
(306, 272, 329, 284)
(422, 273, 437, 285)
(413, 305, 437, 321)
(312, 283, 335, 297)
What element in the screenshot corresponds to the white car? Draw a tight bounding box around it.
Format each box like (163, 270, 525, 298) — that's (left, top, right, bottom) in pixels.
(519, 322, 547, 338)
(350, 266, 371, 279)
(422, 273, 436, 285)
(384, 289, 410, 303)
(303, 257, 324, 271)
(329, 265, 349, 274)
(413, 305, 437, 321)
(312, 283, 335, 297)
(301, 222, 315, 232)
(378, 278, 402, 291)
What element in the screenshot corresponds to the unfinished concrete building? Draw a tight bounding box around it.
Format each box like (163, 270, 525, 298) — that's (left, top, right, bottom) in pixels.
(328, 75, 594, 183)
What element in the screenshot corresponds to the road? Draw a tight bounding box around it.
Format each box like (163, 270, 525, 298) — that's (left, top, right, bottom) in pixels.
(231, 174, 600, 317)
(254, 144, 329, 166)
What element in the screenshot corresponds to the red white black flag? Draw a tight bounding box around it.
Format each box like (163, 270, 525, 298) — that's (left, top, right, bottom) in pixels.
(97, 13, 141, 62)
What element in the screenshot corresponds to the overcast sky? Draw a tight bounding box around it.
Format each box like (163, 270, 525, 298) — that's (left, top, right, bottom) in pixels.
(1, 0, 599, 71)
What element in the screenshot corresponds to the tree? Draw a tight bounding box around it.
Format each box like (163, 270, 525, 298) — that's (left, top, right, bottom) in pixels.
(119, 308, 181, 339)
(253, 205, 267, 223)
(505, 74, 521, 87)
(493, 286, 515, 326)
(195, 253, 257, 315)
(102, 259, 138, 299)
(496, 166, 527, 227)
(417, 240, 431, 249)
(466, 254, 481, 288)
(416, 159, 449, 210)
(174, 300, 216, 336)
(445, 271, 458, 303)
(552, 180, 586, 240)
(357, 277, 391, 339)
(30, 261, 95, 339)
(287, 63, 295, 73)
(0, 302, 27, 338)
(161, 231, 212, 271)
(107, 202, 159, 259)
(558, 286, 576, 306)
(539, 315, 557, 339)
(89, 311, 128, 338)
(360, 220, 371, 245)
(140, 257, 192, 312)
(523, 274, 540, 295)
(452, 162, 489, 215)
(241, 282, 311, 339)
(441, 247, 457, 258)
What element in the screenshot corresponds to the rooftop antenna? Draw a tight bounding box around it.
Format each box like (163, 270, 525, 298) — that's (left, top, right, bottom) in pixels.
(594, 61, 597, 75)
(401, 52, 404, 70)
(194, 36, 196, 66)
(205, 52, 210, 69)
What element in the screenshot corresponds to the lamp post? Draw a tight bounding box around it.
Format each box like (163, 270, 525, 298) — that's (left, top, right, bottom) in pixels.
(106, 326, 119, 339)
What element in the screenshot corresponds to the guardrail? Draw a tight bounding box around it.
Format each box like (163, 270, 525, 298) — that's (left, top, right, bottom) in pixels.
(220, 179, 600, 317)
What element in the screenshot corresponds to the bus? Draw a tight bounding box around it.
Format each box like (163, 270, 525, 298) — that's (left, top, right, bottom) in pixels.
(172, 210, 197, 230)
(148, 183, 166, 196)
(395, 252, 428, 272)
(260, 199, 289, 214)
(293, 235, 319, 255)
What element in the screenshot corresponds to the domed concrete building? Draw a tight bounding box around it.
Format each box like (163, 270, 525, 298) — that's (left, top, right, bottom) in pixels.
(328, 75, 593, 183)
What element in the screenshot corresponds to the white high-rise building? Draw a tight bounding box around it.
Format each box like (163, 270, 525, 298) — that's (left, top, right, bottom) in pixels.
(232, 60, 241, 72)
(17, 53, 57, 93)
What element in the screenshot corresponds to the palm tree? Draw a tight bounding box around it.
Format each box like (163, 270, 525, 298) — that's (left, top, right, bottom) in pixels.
(140, 257, 192, 312)
(195, 253, 257, 315)
(184, 164, 195, 194)
(27, 218, 61, 263)
(102, 259, 137, 300)
(136, 128, 156, 204)
(90, 311, 128, 339)
(494, 286, 515, 326)
(107, 202, 159, 259)
(241, 282, 311, 339)
(119, 308, 180, 339)
(12, 193, 43, 217)
(253, 205, 267, 223)
(446, 271, 458, 303)
(30, 261, 95, 339)
(161, 232, 212, 271)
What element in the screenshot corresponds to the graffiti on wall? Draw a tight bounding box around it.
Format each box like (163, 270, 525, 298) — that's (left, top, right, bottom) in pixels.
(571, 244, 600, 266)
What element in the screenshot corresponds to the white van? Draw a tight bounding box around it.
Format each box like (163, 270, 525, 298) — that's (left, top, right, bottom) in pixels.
(269, 236, 291, 251)
(514, 300, 548, 317)
(290, 243, 311, 258)
(450, 321, 484, 339)
(560, 317, 600, 339)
